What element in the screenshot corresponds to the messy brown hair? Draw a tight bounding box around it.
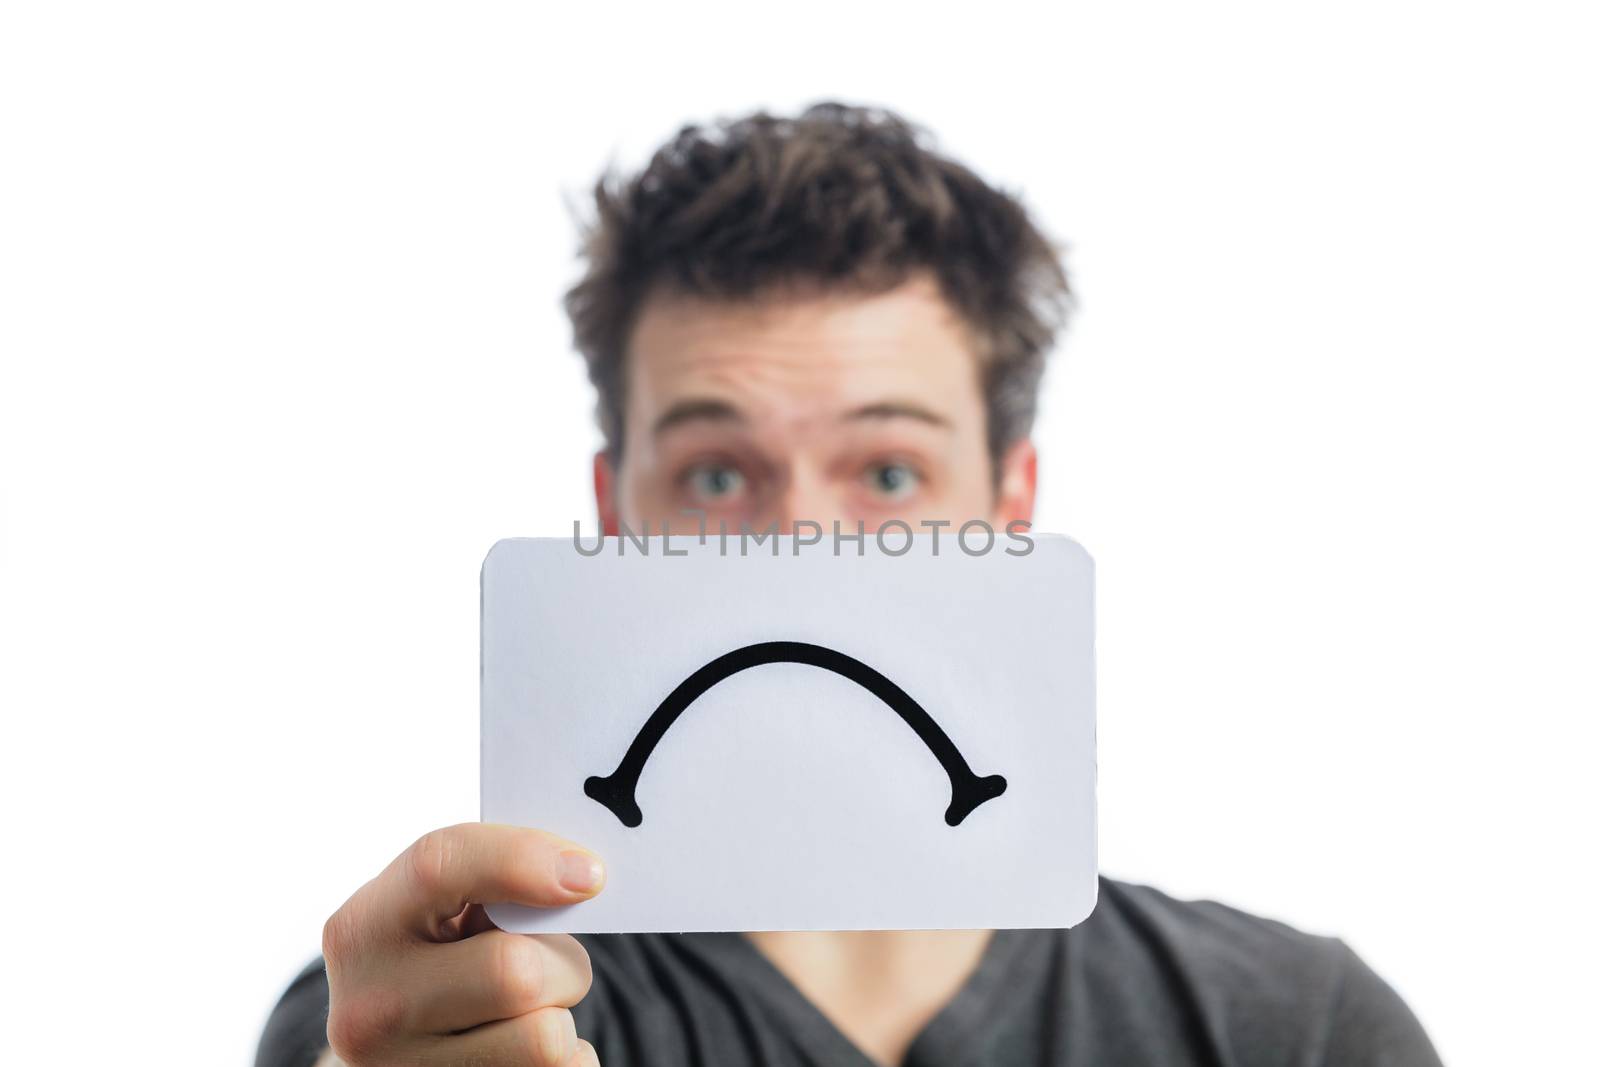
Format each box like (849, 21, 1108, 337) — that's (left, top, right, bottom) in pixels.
(563, 101, 1073, 480)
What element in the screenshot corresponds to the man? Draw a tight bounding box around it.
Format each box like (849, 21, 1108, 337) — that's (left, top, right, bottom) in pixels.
(257, 102, 1442, 1067)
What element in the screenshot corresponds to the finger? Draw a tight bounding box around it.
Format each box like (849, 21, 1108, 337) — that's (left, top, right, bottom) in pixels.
(439, 1006, 577, 1067)
(369, 823, 606, 940)
(409, 931, 592, 1034)
(568, 1038, 601, 1067)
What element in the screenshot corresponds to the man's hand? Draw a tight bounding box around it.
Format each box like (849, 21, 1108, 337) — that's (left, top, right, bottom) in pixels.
(320, 823, 606, 1066)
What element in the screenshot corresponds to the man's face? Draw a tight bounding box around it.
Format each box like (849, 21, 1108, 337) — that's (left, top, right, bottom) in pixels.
(595, 271, 1037, 536)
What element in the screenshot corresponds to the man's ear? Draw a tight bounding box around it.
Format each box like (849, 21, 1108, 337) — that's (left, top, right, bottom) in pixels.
(992, 438, 1038, 528)
(593, 451, 620, 537)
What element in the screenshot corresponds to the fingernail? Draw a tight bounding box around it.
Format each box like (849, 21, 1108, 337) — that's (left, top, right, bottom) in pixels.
(559, 850, 605, 893)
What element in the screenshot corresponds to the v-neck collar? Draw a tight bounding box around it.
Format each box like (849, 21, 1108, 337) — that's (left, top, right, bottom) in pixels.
(684, 928, 1053, 1067)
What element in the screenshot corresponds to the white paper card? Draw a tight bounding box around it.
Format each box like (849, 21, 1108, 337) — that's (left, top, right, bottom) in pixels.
(481, 532, 1097, 933)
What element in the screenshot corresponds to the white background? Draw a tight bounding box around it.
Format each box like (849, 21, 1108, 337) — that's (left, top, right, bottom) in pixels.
(1, 2, 1595, 1064)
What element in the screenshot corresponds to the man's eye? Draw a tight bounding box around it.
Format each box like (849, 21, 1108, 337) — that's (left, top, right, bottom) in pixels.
(864, 462, 921, 500)
(683, 463, 747, 502)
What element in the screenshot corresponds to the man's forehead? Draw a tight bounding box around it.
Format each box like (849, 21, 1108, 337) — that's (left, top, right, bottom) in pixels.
(624, 274, 981, 419)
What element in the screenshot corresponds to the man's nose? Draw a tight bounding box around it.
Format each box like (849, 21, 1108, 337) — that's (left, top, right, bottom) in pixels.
(767, 467, 842, 534)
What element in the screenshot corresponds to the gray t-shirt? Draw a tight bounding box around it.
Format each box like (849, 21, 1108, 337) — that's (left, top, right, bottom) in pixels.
(256, 877, 1442, 1066)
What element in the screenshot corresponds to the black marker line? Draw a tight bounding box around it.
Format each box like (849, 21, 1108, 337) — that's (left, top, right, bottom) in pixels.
(583, 640, 1007, 828)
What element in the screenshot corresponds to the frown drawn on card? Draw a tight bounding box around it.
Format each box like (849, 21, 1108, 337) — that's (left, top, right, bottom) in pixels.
(583, 640, 1009, 829)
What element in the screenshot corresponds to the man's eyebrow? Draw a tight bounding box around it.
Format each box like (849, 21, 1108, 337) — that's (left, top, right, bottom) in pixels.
(842, 401, 953, 429)
(652, 397, 747, 437)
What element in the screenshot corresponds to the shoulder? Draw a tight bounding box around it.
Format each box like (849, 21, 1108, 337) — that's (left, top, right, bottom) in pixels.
(1088, 877, 1345, 985)
(1077, 878, 1441, 1066)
